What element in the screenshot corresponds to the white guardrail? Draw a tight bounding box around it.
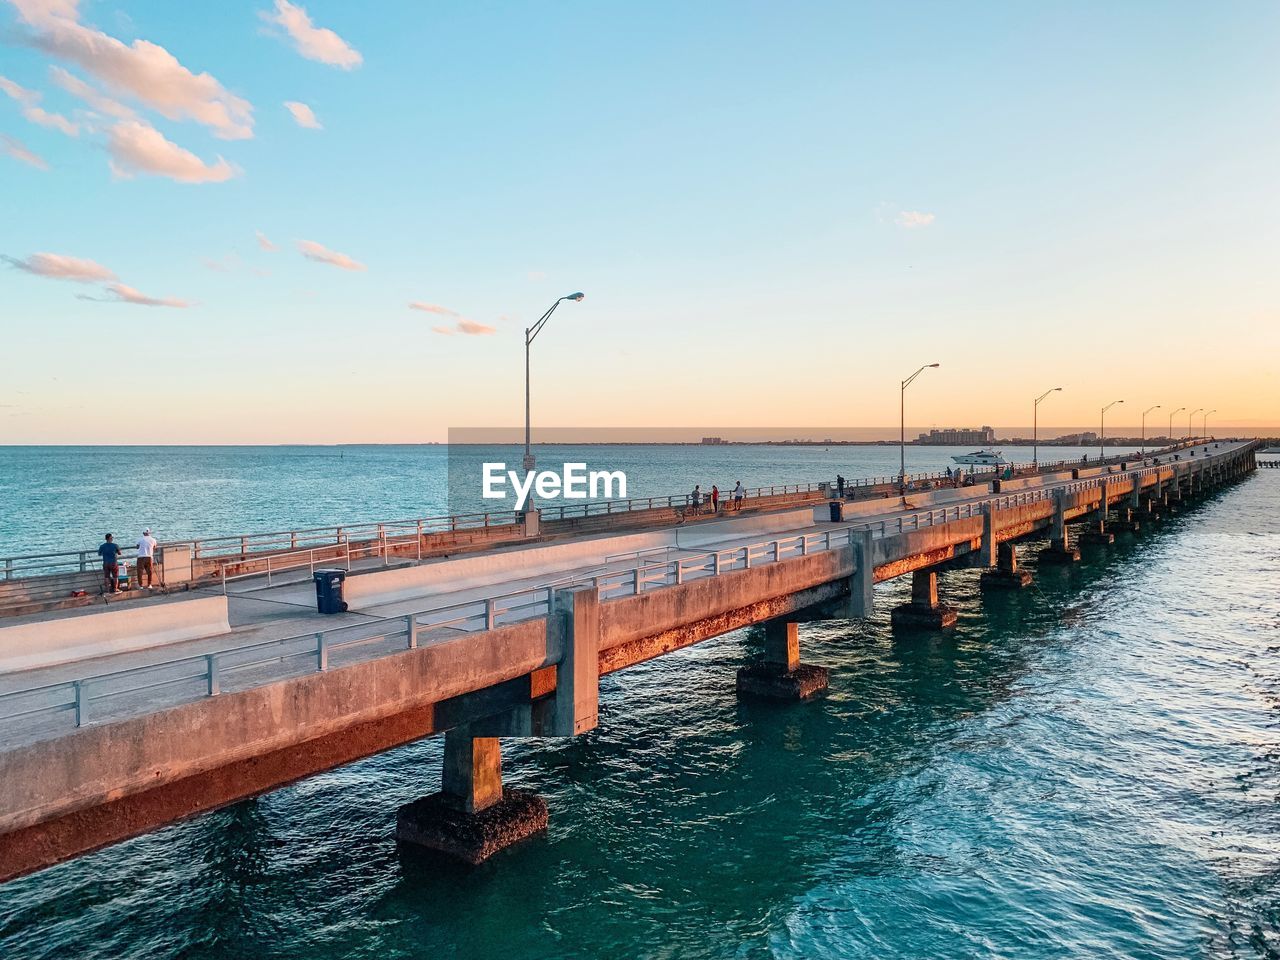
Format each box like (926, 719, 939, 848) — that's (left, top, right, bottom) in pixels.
(0, 451, 1228, 743)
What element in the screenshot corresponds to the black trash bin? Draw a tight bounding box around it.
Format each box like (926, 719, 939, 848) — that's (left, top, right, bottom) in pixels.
(829, 501, 843, 522)
(314, 568, 348, 614)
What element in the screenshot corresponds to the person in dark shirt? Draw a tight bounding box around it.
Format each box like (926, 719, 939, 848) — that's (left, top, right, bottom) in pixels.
(98, 533, 122, 594)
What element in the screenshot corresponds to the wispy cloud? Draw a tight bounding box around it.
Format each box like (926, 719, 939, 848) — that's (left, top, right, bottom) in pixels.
(4, 251, 116, 282)
(895, 210, 936, 229)
(1, 133, 49, 170)
(297, 239, 366, 271)
(408, 301, 459, 316)
(260, 1, 362, 69)
(431, 318, 496, 336)
(255, 230, 277, 251)
(0, 73, 78, 135)
(202, 253, 241, 272)
(49, 66, 135, 120)
(79, 282, 191, 308)
(106, 120, 236, 183)
(9, 0, 254, 139)
(283, 100, 321, 129)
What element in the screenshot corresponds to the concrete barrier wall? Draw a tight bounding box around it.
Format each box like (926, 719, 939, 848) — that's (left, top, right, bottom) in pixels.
(0, 596, 231, 674)
(343, 508, 817, 608)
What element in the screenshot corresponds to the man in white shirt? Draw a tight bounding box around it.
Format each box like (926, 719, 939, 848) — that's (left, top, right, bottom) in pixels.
(136, 528, 158, 589)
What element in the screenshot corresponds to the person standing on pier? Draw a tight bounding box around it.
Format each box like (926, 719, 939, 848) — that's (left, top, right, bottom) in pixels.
(691, 485, 702, 514)
(837, 474, 846, 498)
(710, 485, 720, 513)
(135, 528, 158, 589)
(98, 533, 122, 594)
(733, 480, 744, 510)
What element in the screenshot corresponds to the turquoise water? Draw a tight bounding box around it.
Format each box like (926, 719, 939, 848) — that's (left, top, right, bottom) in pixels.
(0, 449, 1276, 958)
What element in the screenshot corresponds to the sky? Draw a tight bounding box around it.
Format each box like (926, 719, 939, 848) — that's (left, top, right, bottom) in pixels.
(1, 0, 1278, 444)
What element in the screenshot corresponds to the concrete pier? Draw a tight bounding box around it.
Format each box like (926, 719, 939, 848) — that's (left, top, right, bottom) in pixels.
(890, 569, 957, 630)
(980, 542, 1033, 591)
(736, 619, 829, 700)
(0, 439, 1259, 884)
(395, 728, 548, 864)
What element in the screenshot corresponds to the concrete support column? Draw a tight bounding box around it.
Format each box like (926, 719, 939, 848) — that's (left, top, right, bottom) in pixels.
(1041, 490, 1080, 562)
(1081, 481, 1114, 544)
(890, 569, 957, 630)
(978, 502, 997, 568)
(981, 541, 1032, 591)
(737, 618, 830, 700)
(396, 726, 549, 865)
(845, 529, 875, 619)
(546, 585, 600, 736)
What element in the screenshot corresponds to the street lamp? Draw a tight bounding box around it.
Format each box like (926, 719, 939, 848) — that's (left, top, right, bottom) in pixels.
(1202, 408, 1216, 442)
(900, 363, 940, 490)
(1141, 404, 1160, 456)
(1188, 408, 1202, 443)
(1168, 407, 1184, 448)
(1100, 400, 1123, 460)
(523, 292, 585, 498)
(1033, 387, 1063, 468)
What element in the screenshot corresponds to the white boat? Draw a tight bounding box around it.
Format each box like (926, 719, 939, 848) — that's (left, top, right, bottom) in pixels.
(951, 449, 1008, 466)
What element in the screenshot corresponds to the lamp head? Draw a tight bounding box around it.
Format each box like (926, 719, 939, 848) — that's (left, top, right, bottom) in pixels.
(564, 292, 585, 302)
(927, 363, 940, 368)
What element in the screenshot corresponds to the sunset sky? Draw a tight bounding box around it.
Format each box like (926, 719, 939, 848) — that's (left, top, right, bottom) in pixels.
(2, 0, 1278, 444)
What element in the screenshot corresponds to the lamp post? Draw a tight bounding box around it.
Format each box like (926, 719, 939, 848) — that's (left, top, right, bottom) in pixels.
(523, 292, 585, 500)
(1033, 387, 1063, 468)
(900, 363, 940, 490)
(1100, 400, 1123, 460)
(1188, 408, 1202, 443)
(1141, 404, 1160, 456)
(1168, 407, 1184, 449)
(1202, 408, 1216, 442)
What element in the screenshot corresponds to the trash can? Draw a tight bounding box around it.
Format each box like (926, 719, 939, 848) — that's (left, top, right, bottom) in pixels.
(829, 501, 843, 522)
(313, 569, 348, 614)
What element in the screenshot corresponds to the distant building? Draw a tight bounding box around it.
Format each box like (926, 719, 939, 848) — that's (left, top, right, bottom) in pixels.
(700, 436, 726, 445)
(916, 426, 996, 445)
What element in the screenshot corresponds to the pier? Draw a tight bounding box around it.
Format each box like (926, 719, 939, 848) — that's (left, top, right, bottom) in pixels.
(0, 440, 1260, 881)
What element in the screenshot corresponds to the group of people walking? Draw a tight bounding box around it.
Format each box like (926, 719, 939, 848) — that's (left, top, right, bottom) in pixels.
(97, 529, 159, 594)
(689, 481, 746, 515)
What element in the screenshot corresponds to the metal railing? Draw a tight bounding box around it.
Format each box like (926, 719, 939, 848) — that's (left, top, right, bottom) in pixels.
(0, 445, 1250, 744)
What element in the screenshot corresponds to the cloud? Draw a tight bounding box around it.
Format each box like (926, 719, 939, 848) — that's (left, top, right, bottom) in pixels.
(297, 239, 365, 271)
(895, 210, 936, 229)
(9, 0, 253, 139)
(256, 230, 277, 251)
(408, 301, 459, 317)
(80, 282, 191, 308)
(4, 251, 116, 282)
(49, 66, 135, 120)
(106, 119, 236, 183)
(260, 1, 362, 69)
(431, 318, 496, 336)
(283, 100, 321, 129)
(0, 74, 38, 105)
(0, 72, 78, 135)
(202, 253, 240, 272)
(1, 133, 49, 169)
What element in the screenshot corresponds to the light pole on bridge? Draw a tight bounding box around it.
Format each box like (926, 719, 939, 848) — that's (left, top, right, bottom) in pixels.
(1188, 408, 1203, 443)
(900, 363, 940, 491)
(1141, 405, 1160, 456)
(1100, 400, 1123, 461)
(1168, 407, 1184, 448)
(1033, 387, 1063, 468)
(524, 292, 585, 504)
(1202, 409, 1216, 443)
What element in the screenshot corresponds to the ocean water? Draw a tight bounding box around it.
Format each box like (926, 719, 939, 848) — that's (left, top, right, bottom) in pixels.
(0, 448, 1276, 959)
(0, 442, 1109, 557)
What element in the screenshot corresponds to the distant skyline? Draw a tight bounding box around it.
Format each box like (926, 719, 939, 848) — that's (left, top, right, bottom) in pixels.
(2, 0, 1278, 443)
